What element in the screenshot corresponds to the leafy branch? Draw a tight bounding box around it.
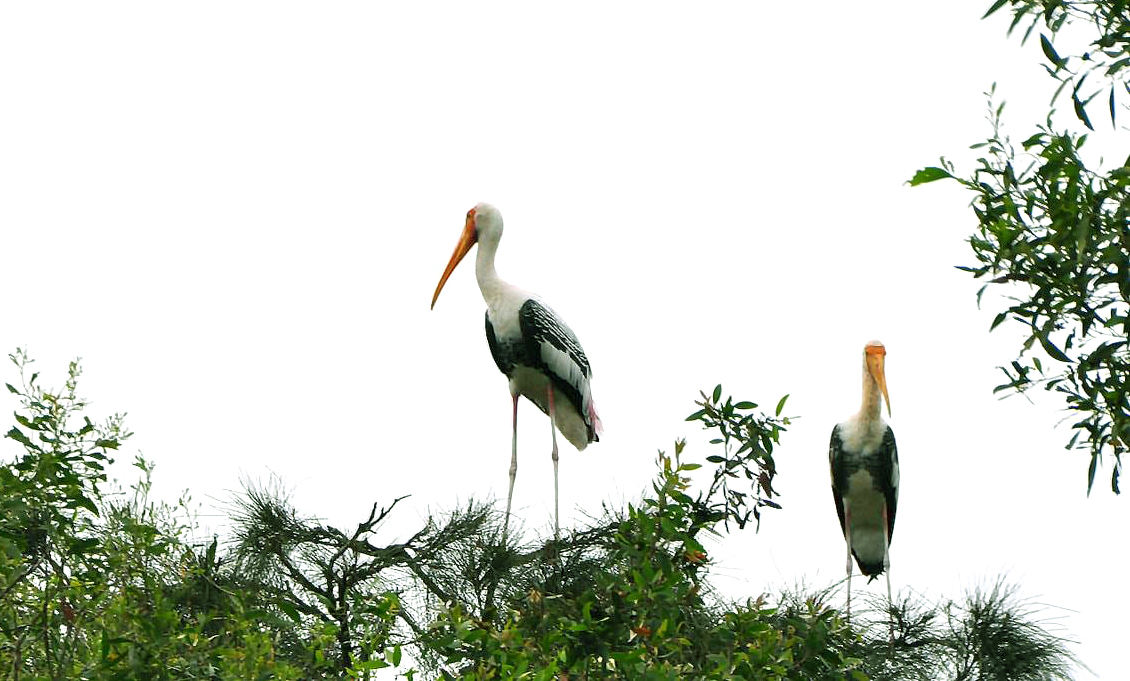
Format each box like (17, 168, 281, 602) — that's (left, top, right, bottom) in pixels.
(686, 385, 792, 530)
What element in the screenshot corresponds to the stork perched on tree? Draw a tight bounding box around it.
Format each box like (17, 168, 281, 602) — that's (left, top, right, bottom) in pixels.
(430, 203, 602, 542)
(829, 340, 899, 621)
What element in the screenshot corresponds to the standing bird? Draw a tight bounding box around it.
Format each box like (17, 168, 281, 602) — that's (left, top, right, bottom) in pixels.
(430, 203, 602, 542)
(829, 340, 899, 621)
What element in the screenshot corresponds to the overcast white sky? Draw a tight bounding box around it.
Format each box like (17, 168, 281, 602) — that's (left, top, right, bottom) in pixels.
(2, 2, 1127, 678)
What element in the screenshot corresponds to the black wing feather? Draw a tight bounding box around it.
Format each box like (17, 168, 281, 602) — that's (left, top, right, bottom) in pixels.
(485, 312, 519, 376)
(517, 299, 593, 432)
(880, 426, 898, 542)
(829, 425, 848, 539)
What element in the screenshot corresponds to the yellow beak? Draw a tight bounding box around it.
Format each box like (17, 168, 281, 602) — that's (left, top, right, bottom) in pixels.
(430, 213, 478, 309)
(867, 352, 891, 416)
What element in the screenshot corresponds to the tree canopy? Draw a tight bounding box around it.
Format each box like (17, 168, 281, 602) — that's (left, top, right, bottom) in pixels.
(0, 353, 1081, 679)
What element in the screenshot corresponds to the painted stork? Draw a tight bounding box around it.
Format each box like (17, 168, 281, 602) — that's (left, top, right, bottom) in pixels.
(829, 340, 899, 620)
(430, 203, 602, 541)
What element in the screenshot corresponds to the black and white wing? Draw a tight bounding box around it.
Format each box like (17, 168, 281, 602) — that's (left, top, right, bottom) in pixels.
(517, 298, 598, 440)
(880, 425, 898, 541)
(829, 424, 899, 542)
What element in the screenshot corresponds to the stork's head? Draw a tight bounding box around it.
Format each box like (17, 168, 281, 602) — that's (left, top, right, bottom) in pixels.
(864, 340, 891, 416)
(471, 202, 504, 244)
(430, 203, 503, 309)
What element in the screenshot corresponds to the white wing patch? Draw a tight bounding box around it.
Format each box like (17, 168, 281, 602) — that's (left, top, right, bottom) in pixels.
(540, 341, 586, 392)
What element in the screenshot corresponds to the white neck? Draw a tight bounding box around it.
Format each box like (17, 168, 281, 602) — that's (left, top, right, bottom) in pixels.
(475, 233, 506, 304)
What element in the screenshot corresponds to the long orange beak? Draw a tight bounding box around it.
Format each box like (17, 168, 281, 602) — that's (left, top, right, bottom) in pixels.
(866, 349, 891, 416)
(430, 212, 477, 309)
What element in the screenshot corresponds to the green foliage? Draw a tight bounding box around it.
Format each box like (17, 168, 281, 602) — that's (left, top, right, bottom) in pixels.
(0, 353, 316, 679)
(1, 356, 1084, 679)
(225, 479, 465, 678)
(847, 581, 1079, 681)
(982, 0, 1130, 130)
(912, 0, 1130, 494)
(1, 350, 128, 678)
(686, 385, 790, 531)
(422, 394, 859, 680)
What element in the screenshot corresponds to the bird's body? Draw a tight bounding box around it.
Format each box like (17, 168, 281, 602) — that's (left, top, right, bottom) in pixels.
(829, 340, 899, 619)
(486, 298, 600, 451)
(431, 203, 601, 540)
(829, 418, 897, 579)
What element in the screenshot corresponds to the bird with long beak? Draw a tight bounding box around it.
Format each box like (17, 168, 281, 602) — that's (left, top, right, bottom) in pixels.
(431, 203, 602, 542)
(829, 340, 899, 622)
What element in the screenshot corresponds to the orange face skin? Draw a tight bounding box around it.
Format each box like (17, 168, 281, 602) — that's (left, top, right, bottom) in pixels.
(430, 207, 479, 310)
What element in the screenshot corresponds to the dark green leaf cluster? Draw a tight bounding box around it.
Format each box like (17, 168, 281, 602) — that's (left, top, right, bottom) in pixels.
(983, 0, 1130, 130)
(911, 0, 1130, 494)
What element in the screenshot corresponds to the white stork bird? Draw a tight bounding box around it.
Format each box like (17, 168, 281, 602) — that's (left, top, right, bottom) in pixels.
(829, 340, 899, 620)
(430, 203, 602, 541)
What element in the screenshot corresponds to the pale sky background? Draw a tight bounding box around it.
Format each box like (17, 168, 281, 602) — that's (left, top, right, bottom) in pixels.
(2, 2, 1127, 678)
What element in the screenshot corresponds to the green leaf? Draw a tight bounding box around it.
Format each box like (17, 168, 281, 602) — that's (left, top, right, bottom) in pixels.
(6, 427, 32, 448)
(1072, 92, 1094, 130)
(4, 383, 16, 394)
(775, 394, 789, 417)
(981, 0, 1008, 19)
(1075, 215, 1092, 264)
(1040, 33, 1063, 69)
(733, 401, 757, 409)
(712, 384, 722, 403)
(1109, 85, 1116, 126)
(990, 311, 1009, 331)
(278, 600, 302, 623)
(685, 409, 707, 422)
(1066, 431, 1080, 450)
(1087, 452, 1098, 495)
(1036, 332, 1071, 362)
(907, 166, 953, 185)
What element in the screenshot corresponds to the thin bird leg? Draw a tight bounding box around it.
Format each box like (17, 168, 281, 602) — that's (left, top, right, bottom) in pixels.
(547, 385, 560, 541)
(503, 393, 519, 544)
(844, 503, 853, 622)
(884, 503, 894, 644)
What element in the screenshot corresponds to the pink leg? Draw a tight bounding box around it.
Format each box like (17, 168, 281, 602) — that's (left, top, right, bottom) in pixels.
(883, 503, 893, 643)
(502, 393, 519, 543)
(548, 385, 560, 540)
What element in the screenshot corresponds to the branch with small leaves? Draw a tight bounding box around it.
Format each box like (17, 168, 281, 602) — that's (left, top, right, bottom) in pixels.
(685, 385, 793, 531)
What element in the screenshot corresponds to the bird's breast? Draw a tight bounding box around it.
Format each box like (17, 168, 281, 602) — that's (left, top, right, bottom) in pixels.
(836, 417, 887, 457)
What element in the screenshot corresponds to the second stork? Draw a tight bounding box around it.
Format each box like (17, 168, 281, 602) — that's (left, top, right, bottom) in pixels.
(829, 340, 899, 618)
